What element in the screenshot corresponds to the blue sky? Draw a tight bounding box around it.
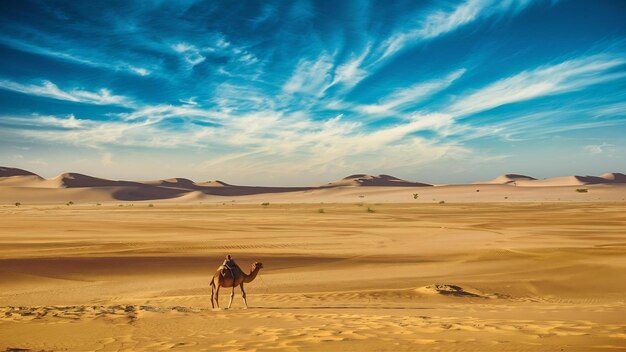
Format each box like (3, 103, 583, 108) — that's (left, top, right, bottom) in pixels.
(1, 0, 625, 185)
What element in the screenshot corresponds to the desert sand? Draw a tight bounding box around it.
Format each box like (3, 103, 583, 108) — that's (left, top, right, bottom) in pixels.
(1, 201, 625, 351)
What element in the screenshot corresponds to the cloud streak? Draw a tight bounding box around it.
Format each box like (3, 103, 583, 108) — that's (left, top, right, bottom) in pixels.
(0, 79, 134, 107)
(448, 54, 626, 117)
(357, 69, 466, 116)
(378, 0, 537, 61)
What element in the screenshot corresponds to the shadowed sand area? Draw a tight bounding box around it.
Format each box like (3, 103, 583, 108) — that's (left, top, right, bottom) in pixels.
(1, 203, 625, 351)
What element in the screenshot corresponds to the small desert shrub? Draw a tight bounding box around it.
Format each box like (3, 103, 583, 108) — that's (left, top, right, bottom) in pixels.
(318, 208, 325, 213)
(15, 202, 21, 207)
(576, 188, 588, 193)
(261, 202, 270, 206)
(439, 200, 445, 204)
(504, 197, 508, 200)
(356, 202, 364, 206)
(66, 201, 74, 206)
(358, 195, 365, 198)
(148, 204, 154, 207)
(96, 203, 101, 206)
(476, 189, 480, 192)
(366, 207, 375, 213)
(413, 193, 419, 199)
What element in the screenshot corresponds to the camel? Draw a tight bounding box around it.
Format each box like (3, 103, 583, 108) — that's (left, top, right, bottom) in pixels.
(210, 261, 263, 309)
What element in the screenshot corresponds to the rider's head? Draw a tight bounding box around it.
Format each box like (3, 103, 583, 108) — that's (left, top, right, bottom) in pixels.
(226, 255, 232, 260)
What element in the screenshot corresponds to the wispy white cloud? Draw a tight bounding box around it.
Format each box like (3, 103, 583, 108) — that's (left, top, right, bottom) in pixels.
(193, 110, 463, 178)
(448, 54, 626, 116)
(238, 53, 259, 65)
(171, 35, 259, 71)
(117, 104, 222, 123)
(1, 114, 90, 132)
(179, 97, 198, 106)
(37, 114, 83, 128)
(327, 45, 372, 91)
(0, 36, 153, 77)
(583, 143, 614, 155)
(172, 42, 206, 66)
(283, 54, 334, 96)
(216, 37, 230, 49)
(326, 0, 537, 93)
(129, 66, 151, 76)
(357, 68, 466, 116)
(12, 116, 193, 148)
(5, 103, 464, 181)
(592, 102, 626, 117)
(378, 0, 537, 61)
(0, 79, 134, 107)
(450, 106, 626, 143)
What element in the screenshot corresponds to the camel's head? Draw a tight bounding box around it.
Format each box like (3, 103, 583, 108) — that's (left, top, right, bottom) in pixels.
(253, 262, 264, 270)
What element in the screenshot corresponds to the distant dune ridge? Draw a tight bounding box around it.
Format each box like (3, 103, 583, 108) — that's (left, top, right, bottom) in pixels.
(599, 172, 626, 182)
(0, 167, 45, 187)
(1, 166, 625, 202)
(0, 167, 39, 177)
(322, 174, 432, 187)
(477, 174, 537, 184)
(477, 172, 626, 186)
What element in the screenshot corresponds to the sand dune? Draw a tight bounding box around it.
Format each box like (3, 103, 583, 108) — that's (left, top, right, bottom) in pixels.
(515, 175, 609, 187)
(143, 177, 199, 189)
(143, 178, 232, 189)
(43, 172, 145, 188)
(0, 167, 45, 187)
(0, 166, 41, 177)
(600, 172, 626, 182)
(1, 166, 626, 203)
(0, 174, 45, 187)
(192, 180, 232, 187)
(480, 172, 626, 187)
(323, 174, 431, 187)
(477, 173, 536, 184)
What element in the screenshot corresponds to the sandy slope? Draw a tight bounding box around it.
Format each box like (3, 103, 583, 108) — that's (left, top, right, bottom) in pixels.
(476, 174, 537, 184)
(321, 174, 431, 187)
(0, 203, 625, 351)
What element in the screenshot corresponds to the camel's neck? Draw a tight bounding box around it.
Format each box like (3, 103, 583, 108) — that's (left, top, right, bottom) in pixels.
(243, 266, 260, 283)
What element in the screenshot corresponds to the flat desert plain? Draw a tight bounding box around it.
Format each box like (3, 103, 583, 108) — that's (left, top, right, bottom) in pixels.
(1, 202, 625, 351)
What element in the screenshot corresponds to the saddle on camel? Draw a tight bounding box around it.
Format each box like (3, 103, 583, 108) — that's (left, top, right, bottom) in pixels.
(219, 255, 240, 280)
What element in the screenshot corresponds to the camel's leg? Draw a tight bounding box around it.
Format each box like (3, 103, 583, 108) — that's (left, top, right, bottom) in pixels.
(227, 285, 235, 309)
(210, 283, 215, 309)
(215, 285, 220, 308)
(240, 283, 248, 309)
